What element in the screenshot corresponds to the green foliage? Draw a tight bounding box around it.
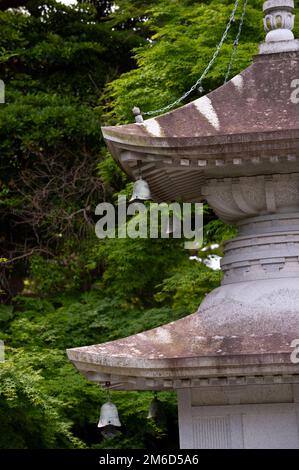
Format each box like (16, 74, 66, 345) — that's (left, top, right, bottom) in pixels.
(97, 151, 128, 194)
(95, 237, 187, 306)
(28, 236, 100, 295)
(0, 0, 277, 450)
(0, 348, 85, 449)
(155, 260, 221, 312)
(103, 0, 264, 123)
(0, 292, 184, 448)
(204, 218, 238, 245)
(0, 0, 144, 298)
(8, 292, 186, 350)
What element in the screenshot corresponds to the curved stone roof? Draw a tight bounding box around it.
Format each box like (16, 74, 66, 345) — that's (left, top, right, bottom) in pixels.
(102, 52, 299, 202)
(67, 278, 299, 391)
(104, 53, 299, 140)
(67, 312, 299, 391)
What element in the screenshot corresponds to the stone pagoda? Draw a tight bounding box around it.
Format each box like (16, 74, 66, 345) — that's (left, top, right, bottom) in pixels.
(67, 1, 299, 449)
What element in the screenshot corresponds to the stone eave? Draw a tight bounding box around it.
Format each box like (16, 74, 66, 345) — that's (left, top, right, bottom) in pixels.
(101, 51, 299, 202)
(67, 350, 299, 391)
(102, 127, 299, 151)
(67, 313, 299, 391)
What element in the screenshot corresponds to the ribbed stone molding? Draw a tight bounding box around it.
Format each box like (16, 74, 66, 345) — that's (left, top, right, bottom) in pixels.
(260, 0, 299, 54)
(222, 213, 299, 284)
(202, 174, 299, 224)
(202, 174, 299, 285)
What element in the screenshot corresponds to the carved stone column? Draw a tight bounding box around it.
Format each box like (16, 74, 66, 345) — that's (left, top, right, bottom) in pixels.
(200, 174, 299, 335)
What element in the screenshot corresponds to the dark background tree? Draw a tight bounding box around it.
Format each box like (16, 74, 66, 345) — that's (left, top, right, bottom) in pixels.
(0, 0, 144, 299)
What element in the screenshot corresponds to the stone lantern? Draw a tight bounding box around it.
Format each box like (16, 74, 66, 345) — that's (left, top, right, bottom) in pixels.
(67, 1, 299, 448)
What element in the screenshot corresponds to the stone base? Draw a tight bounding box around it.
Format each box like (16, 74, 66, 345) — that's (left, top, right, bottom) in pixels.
(178, 387, 299, 449)
(259, 38, 299, 54)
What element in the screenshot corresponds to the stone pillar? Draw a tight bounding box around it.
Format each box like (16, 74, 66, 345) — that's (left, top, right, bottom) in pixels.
(200, 174, 299, 335)
(176, 174, 299, 449)
(178, 387, 299, 449)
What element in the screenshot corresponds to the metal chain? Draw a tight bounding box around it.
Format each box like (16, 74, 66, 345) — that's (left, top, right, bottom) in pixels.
(224, 0, 248, 84)
(142, 0, 240, 117)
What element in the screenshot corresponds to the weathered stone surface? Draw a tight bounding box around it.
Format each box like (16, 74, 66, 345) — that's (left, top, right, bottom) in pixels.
(66, 309, 299, 390)
(202, 174, 299, 223)
(102, 52, 299, 203)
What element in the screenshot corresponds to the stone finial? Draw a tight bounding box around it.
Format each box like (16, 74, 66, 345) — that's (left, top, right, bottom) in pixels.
(132, 106, 144, 124)
(264, 0, 295, 41)
(260, 0, 299, 54)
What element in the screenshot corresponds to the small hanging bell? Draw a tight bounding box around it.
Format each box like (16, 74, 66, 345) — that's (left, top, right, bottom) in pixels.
(130, 178, 152, 203)
(147, 393, 165, 422)
(98, 401, 121, 428)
